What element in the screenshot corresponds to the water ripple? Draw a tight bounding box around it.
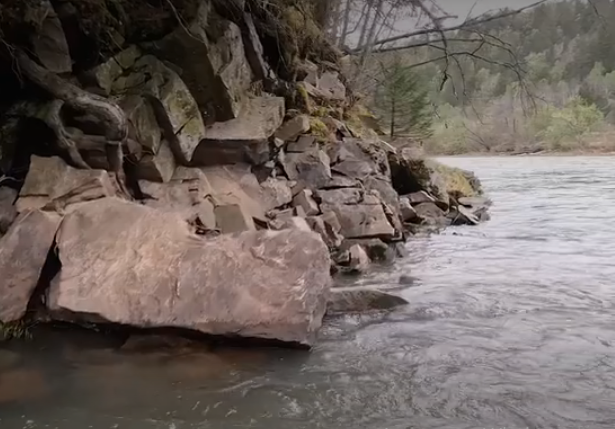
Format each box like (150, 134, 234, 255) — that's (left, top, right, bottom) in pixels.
(3, 156, 615, 429)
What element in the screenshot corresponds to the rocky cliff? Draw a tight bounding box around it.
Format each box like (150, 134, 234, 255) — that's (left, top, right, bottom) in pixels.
(0, 0, 489, 347)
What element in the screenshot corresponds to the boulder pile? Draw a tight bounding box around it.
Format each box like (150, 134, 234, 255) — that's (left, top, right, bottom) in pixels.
(0, 0, 489, 347)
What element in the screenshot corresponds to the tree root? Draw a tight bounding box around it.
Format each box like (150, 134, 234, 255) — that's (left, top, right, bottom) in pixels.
(15, 49, 131, 197)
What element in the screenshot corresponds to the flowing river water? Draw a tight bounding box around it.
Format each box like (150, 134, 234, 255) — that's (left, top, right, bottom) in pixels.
(2, 156, 615, 429)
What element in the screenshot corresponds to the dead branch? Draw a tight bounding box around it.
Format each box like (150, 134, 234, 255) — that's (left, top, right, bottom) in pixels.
(351, 0, 548, 53)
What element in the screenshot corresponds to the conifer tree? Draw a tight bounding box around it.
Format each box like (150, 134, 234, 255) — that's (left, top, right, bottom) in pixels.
(374, 59, 433, 140)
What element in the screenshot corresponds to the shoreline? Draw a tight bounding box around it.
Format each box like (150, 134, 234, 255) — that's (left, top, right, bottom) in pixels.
(431, 151, 615, 158)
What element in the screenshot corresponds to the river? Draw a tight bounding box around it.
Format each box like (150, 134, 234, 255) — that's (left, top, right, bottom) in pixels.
(2, 156, 615, 429)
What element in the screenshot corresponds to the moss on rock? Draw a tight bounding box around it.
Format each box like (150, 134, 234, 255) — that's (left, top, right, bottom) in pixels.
(0, 320, 32, 341)
(427, 161, 480, 200)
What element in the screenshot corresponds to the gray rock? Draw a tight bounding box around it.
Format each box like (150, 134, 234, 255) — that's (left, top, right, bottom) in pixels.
(414, 202, 449, 227)
(321, 203, 395, 240)
(321, 211, 342, 234)
(320, 175, 360, 189)
(405, 191, 436, 205)
(47, 198, 331, 346)
(139, 167, 214, 226)
(287, 135, 316, 153)
(283, 149, 332, 188)
(0, 210, 62, 322)
(315, 188, 362, 205)
(0, 188, 17, 234)
(202, 164, 280, 222)
(306, 215, 343, 249)
(242, 12, 277, 85)
(31, 1, 72, 73)
(361, 191, 382, 205)
(275, 115, 311, 142)
(118, 95, 161, 154)
(129, 55, 207, 165)
(342, 239, 395, 264)
(268, 208, 294, 222)
(348, 244, 370, 273)
(280, 217, 312, 232)
(292, 189, 319, 216)
(145, 1, 252, 121)
(317, 71, 346, 101)
(398, 274, 417, 285)
(196, 198, 217, 231)
(135, 140, 176, 183)
(260, 178, 293, 209)
(85, 45, 142, 94)
(294, 205, 307, 218)
(327, 288, 408, 314)
(449, 205, 480, 226)
(16, 156, 116, 213)
(399, 197, 418, 222)
(191, 97, 285, 166)
(331, 249, 350, 266)
(215, 204, 255, 234)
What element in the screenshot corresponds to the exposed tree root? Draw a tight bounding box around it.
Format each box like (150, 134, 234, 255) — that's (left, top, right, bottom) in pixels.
(15, 50, 130, 196)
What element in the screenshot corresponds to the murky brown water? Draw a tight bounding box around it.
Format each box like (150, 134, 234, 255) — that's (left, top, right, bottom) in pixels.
(2, 156, 615, 429)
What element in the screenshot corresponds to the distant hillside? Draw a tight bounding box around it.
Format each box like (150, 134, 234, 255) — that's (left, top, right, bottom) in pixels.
(398, 0, 615, 154)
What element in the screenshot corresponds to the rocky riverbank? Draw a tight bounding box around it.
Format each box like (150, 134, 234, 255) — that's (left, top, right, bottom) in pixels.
(0, 0, 489, 348)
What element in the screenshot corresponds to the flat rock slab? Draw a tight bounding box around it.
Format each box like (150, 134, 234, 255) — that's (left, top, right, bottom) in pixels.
(192, 97, 285, 166)
(16, 156, 116, 213)
(321, 203, 395, 240)
(327, 288, 408, 314)
(47, 198, 331, 346)
(201, 165, 264, 221)
(0, 210, 62, 322)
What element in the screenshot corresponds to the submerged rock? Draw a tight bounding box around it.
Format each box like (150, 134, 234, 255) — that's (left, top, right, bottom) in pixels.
(347, 244, 370, 273)
(47, 198, 331, 347)
(327, 288, 408, 313)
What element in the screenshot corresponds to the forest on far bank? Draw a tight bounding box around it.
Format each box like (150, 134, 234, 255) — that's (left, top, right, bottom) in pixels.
(349, 0, 615, 155)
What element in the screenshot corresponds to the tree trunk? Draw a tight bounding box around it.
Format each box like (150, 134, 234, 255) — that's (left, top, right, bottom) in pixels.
(339, 0, 354, 48)
(357, 0, 375, 51)
(390, 97, 396, 139)
(359, 0, 384, 67)
(329, 0, 343, 45)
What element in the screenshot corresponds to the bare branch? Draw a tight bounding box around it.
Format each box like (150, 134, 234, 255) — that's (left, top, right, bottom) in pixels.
(351, 0, 548, 53)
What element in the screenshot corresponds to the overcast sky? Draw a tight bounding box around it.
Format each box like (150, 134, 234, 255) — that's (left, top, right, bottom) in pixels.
(433, 0, 544, 23)
(366, 0, 546, 43)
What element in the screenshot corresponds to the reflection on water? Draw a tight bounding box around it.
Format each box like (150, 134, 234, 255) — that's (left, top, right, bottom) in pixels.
(2, 156, 615, 429)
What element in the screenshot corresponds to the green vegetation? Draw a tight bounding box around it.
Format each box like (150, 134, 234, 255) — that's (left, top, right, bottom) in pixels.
(372, 0, 615, 154)
(373, 59, 433, 140)
(0, 321, 32, 341)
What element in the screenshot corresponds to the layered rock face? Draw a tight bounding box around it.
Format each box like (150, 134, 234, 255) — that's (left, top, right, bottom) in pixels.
(0, 0, 489, 345)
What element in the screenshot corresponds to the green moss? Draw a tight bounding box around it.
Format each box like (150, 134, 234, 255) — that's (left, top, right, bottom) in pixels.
(428, 161, 477, 199)
(296, 82, 312, 113)
(309, 117, 329, 140)
(0, 320, 32, 341)
(343, 104, 381, 139)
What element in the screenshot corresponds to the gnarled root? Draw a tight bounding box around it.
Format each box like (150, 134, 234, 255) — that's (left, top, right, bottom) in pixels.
(15, 50, 131, 196)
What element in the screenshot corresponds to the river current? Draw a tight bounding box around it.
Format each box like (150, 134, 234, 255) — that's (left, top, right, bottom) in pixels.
(1, 156, 615, 429)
